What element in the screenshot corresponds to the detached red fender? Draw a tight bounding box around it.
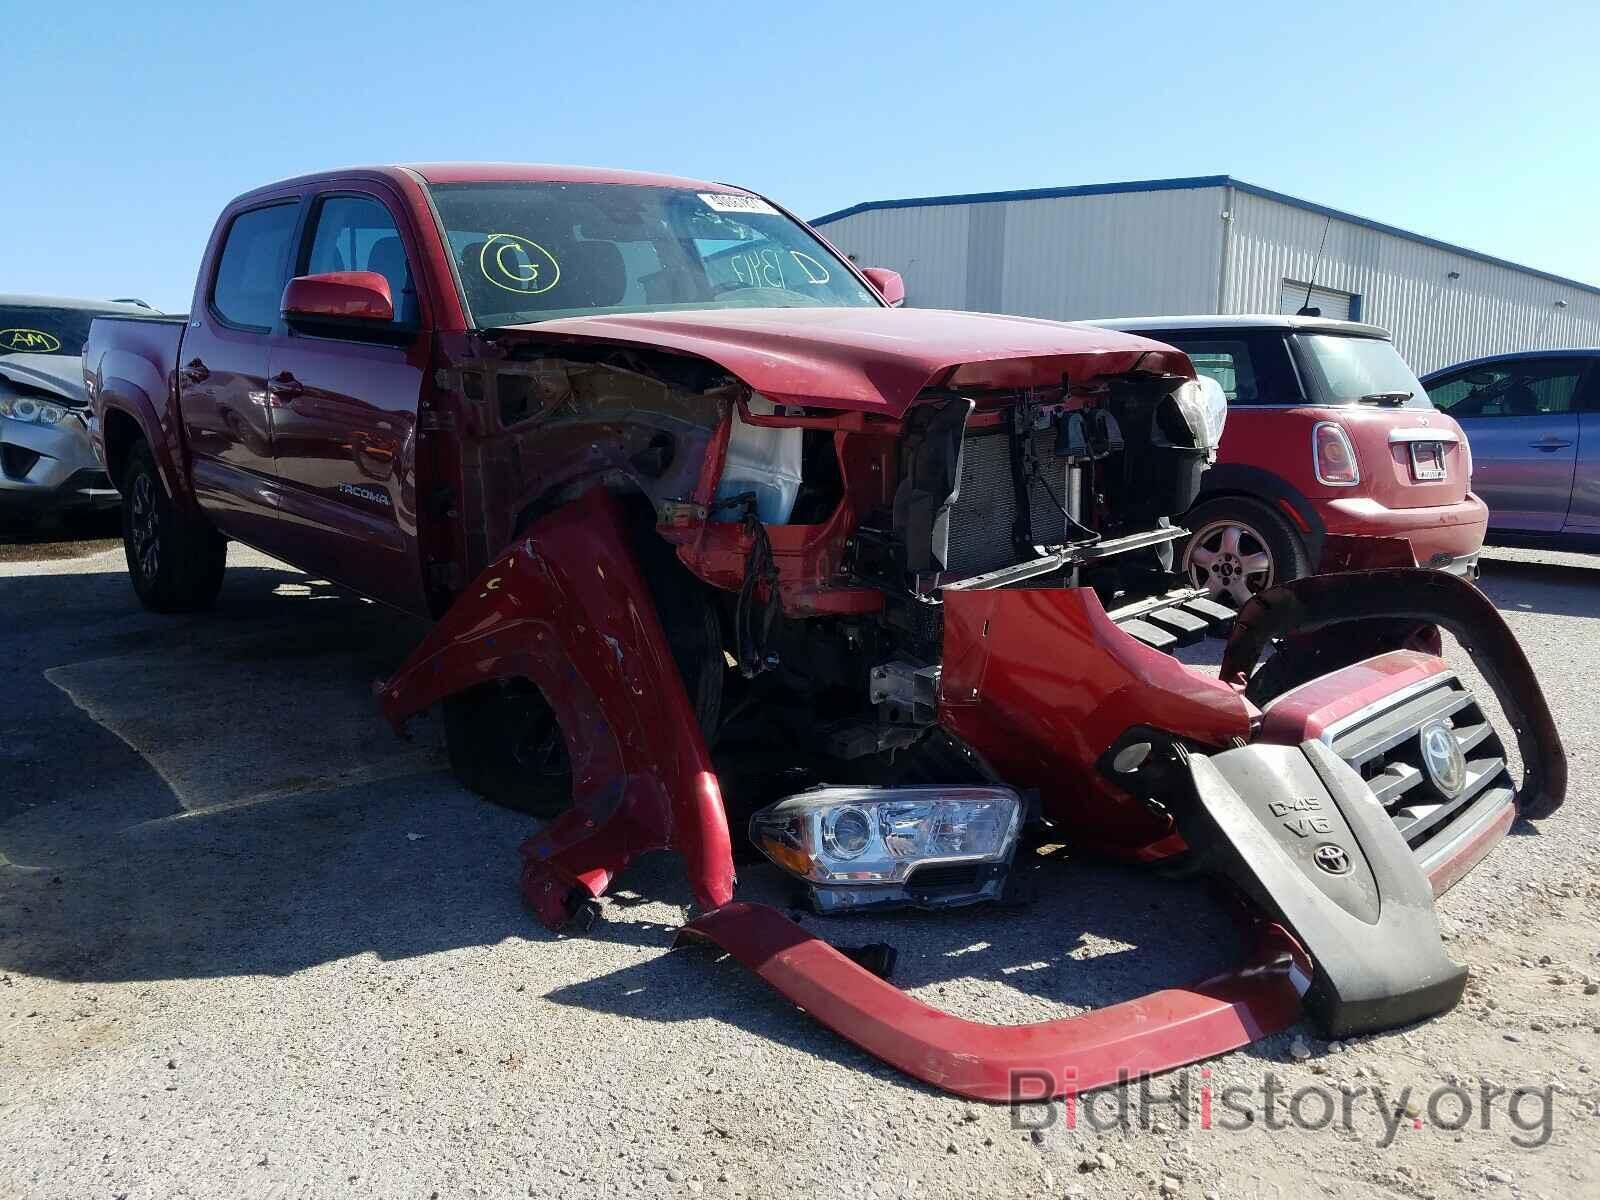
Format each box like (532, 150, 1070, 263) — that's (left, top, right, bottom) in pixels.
(379, 489, 735, 926)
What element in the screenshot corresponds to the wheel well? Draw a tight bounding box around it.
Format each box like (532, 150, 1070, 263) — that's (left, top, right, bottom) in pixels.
(1190, 489, 1308, 537)
(101, 409, 144, 491)
(1191, 487, 1273, 512)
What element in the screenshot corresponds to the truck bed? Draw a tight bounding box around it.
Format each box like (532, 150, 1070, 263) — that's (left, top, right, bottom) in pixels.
(85, 312, 188, 378)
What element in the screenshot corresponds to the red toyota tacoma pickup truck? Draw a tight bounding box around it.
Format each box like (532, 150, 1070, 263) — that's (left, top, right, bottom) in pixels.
(84, 164, 1563, 1101)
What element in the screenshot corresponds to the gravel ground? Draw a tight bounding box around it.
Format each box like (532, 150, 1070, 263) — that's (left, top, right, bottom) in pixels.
(1, 537, 1596, 1199)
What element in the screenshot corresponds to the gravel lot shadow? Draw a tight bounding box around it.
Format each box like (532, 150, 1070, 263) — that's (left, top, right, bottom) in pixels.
(0, 508, 122, 561)
(1476, 553, 1600, 618)
(0, 558, 554, 987)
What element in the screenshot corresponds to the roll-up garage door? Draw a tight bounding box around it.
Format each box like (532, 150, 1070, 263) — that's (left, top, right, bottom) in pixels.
(1279, 280, 1353, 320)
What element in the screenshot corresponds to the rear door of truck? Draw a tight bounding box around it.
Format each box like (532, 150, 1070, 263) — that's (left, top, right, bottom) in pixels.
(265, 182, 431, 612)
(180, 198, 303, 550)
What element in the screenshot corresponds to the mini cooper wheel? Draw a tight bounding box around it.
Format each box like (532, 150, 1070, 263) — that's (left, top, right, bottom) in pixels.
(1180, 497, 1309, 609)
(121, 442, 227, 612)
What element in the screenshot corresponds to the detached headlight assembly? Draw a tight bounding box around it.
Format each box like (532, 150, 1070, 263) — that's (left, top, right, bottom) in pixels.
(1166, 376, 1228, 456)
(0, 394, 70, 426)
(750, 785, 1022, 912)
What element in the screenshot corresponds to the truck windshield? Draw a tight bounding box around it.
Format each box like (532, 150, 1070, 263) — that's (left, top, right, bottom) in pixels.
(1292, 333, 1432, 409)
(0, 306, 103, 357)
(427, 182, 881, 327)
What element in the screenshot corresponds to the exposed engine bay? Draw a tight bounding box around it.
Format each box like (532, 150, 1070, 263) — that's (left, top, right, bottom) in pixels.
(383, 320, 1564, 1101)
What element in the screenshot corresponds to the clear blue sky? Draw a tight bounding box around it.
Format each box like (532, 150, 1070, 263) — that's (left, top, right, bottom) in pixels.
(10, 0, 1599, 312)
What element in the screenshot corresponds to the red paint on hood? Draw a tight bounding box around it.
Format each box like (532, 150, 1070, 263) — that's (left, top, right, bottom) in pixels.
(496, 307, 1191, 416)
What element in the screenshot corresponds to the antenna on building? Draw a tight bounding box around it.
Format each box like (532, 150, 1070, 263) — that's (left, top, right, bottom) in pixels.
(1298, 216, 1333, 316)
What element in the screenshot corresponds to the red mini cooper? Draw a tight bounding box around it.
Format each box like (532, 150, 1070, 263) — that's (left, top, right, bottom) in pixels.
(1095, 315, 1486, 605)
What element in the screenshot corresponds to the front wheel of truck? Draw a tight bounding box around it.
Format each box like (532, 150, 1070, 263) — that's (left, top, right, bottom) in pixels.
(443, 679, 573, 817)
(121, 442, 227, 612)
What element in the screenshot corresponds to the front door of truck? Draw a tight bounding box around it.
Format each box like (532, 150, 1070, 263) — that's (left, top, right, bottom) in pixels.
(1426, 357, 1587, 535)
(180, 199, 300, 549)
(266, 190, 428, 612)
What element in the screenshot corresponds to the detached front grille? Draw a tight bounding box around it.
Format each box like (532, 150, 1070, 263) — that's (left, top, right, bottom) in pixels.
(1323, 673, 1513, 855)
(944, 426, 1069, 577)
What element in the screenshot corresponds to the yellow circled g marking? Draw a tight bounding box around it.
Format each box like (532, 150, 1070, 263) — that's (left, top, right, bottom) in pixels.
(1, 328, 62, 354)
(479, 233, 561, 296)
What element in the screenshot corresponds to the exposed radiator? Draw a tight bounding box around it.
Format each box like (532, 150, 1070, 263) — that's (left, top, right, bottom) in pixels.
(943, 427, 1069, 577)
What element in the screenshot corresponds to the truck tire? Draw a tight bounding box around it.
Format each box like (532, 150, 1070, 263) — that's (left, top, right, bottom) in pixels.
(121, 442, 227, 612)
(1180, 496, 1309, 609)
(445, 528, 724, 817)
(443, 679, 572, 817)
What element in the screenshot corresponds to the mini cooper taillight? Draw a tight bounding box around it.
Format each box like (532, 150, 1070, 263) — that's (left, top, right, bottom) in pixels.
(1313, 421, 1360, 486)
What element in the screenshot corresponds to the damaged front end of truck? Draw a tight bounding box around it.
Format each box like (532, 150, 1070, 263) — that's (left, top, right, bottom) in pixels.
(380, 311, 1565, 1101)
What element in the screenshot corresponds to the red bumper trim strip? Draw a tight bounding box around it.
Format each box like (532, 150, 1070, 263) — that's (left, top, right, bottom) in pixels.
(679, 901, 1305, 1101)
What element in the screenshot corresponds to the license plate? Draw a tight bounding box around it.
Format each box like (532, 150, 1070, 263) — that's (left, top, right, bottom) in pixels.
(1409, 440, 1446, 481)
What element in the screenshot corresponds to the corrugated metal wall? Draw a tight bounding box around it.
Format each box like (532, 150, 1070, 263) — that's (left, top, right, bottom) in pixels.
(999, 189, 1222, 319)
(815, 182, 1600, 376)
(1224, 190, 1600, 374)
(815, 186, 1223, 318)
(813, 204, 972, 310)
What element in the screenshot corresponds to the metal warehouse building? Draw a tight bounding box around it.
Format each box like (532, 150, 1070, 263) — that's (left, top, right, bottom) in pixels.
(812, 176, 1600, 375)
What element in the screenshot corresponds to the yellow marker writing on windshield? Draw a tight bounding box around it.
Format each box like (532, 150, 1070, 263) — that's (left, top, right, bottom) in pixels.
(479, 234, 561, 296)
(0, 329, 62, 354)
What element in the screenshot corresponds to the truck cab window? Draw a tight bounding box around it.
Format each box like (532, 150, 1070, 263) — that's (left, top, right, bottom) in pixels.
(211, 203, 300, 331)
(304, 196, 418, 326)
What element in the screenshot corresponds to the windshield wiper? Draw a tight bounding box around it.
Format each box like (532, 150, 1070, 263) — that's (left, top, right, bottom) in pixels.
(1358, 391, 1413, 406)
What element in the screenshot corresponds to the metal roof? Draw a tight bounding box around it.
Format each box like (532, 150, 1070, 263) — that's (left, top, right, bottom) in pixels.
(811, 176, 1600, 300)
(1089, 314, 1391, 339)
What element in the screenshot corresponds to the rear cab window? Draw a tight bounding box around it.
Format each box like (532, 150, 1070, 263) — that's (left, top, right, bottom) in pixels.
(1425, 358, 1591, 418)
(1290, 333, 1432, 410)
(210, 203, 301, 332)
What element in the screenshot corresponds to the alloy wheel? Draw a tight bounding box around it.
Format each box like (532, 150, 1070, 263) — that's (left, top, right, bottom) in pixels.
(129, 473, 160, 582)
(1185, 519, 1274, 607)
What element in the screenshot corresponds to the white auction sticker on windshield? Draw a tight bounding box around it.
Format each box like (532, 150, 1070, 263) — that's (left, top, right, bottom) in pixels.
(699, 192, 778, 215)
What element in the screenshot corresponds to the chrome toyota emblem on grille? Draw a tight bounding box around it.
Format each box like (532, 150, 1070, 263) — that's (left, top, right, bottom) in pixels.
(1419, 719, 1466, 796)
(1313, 843, 1352, 875)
